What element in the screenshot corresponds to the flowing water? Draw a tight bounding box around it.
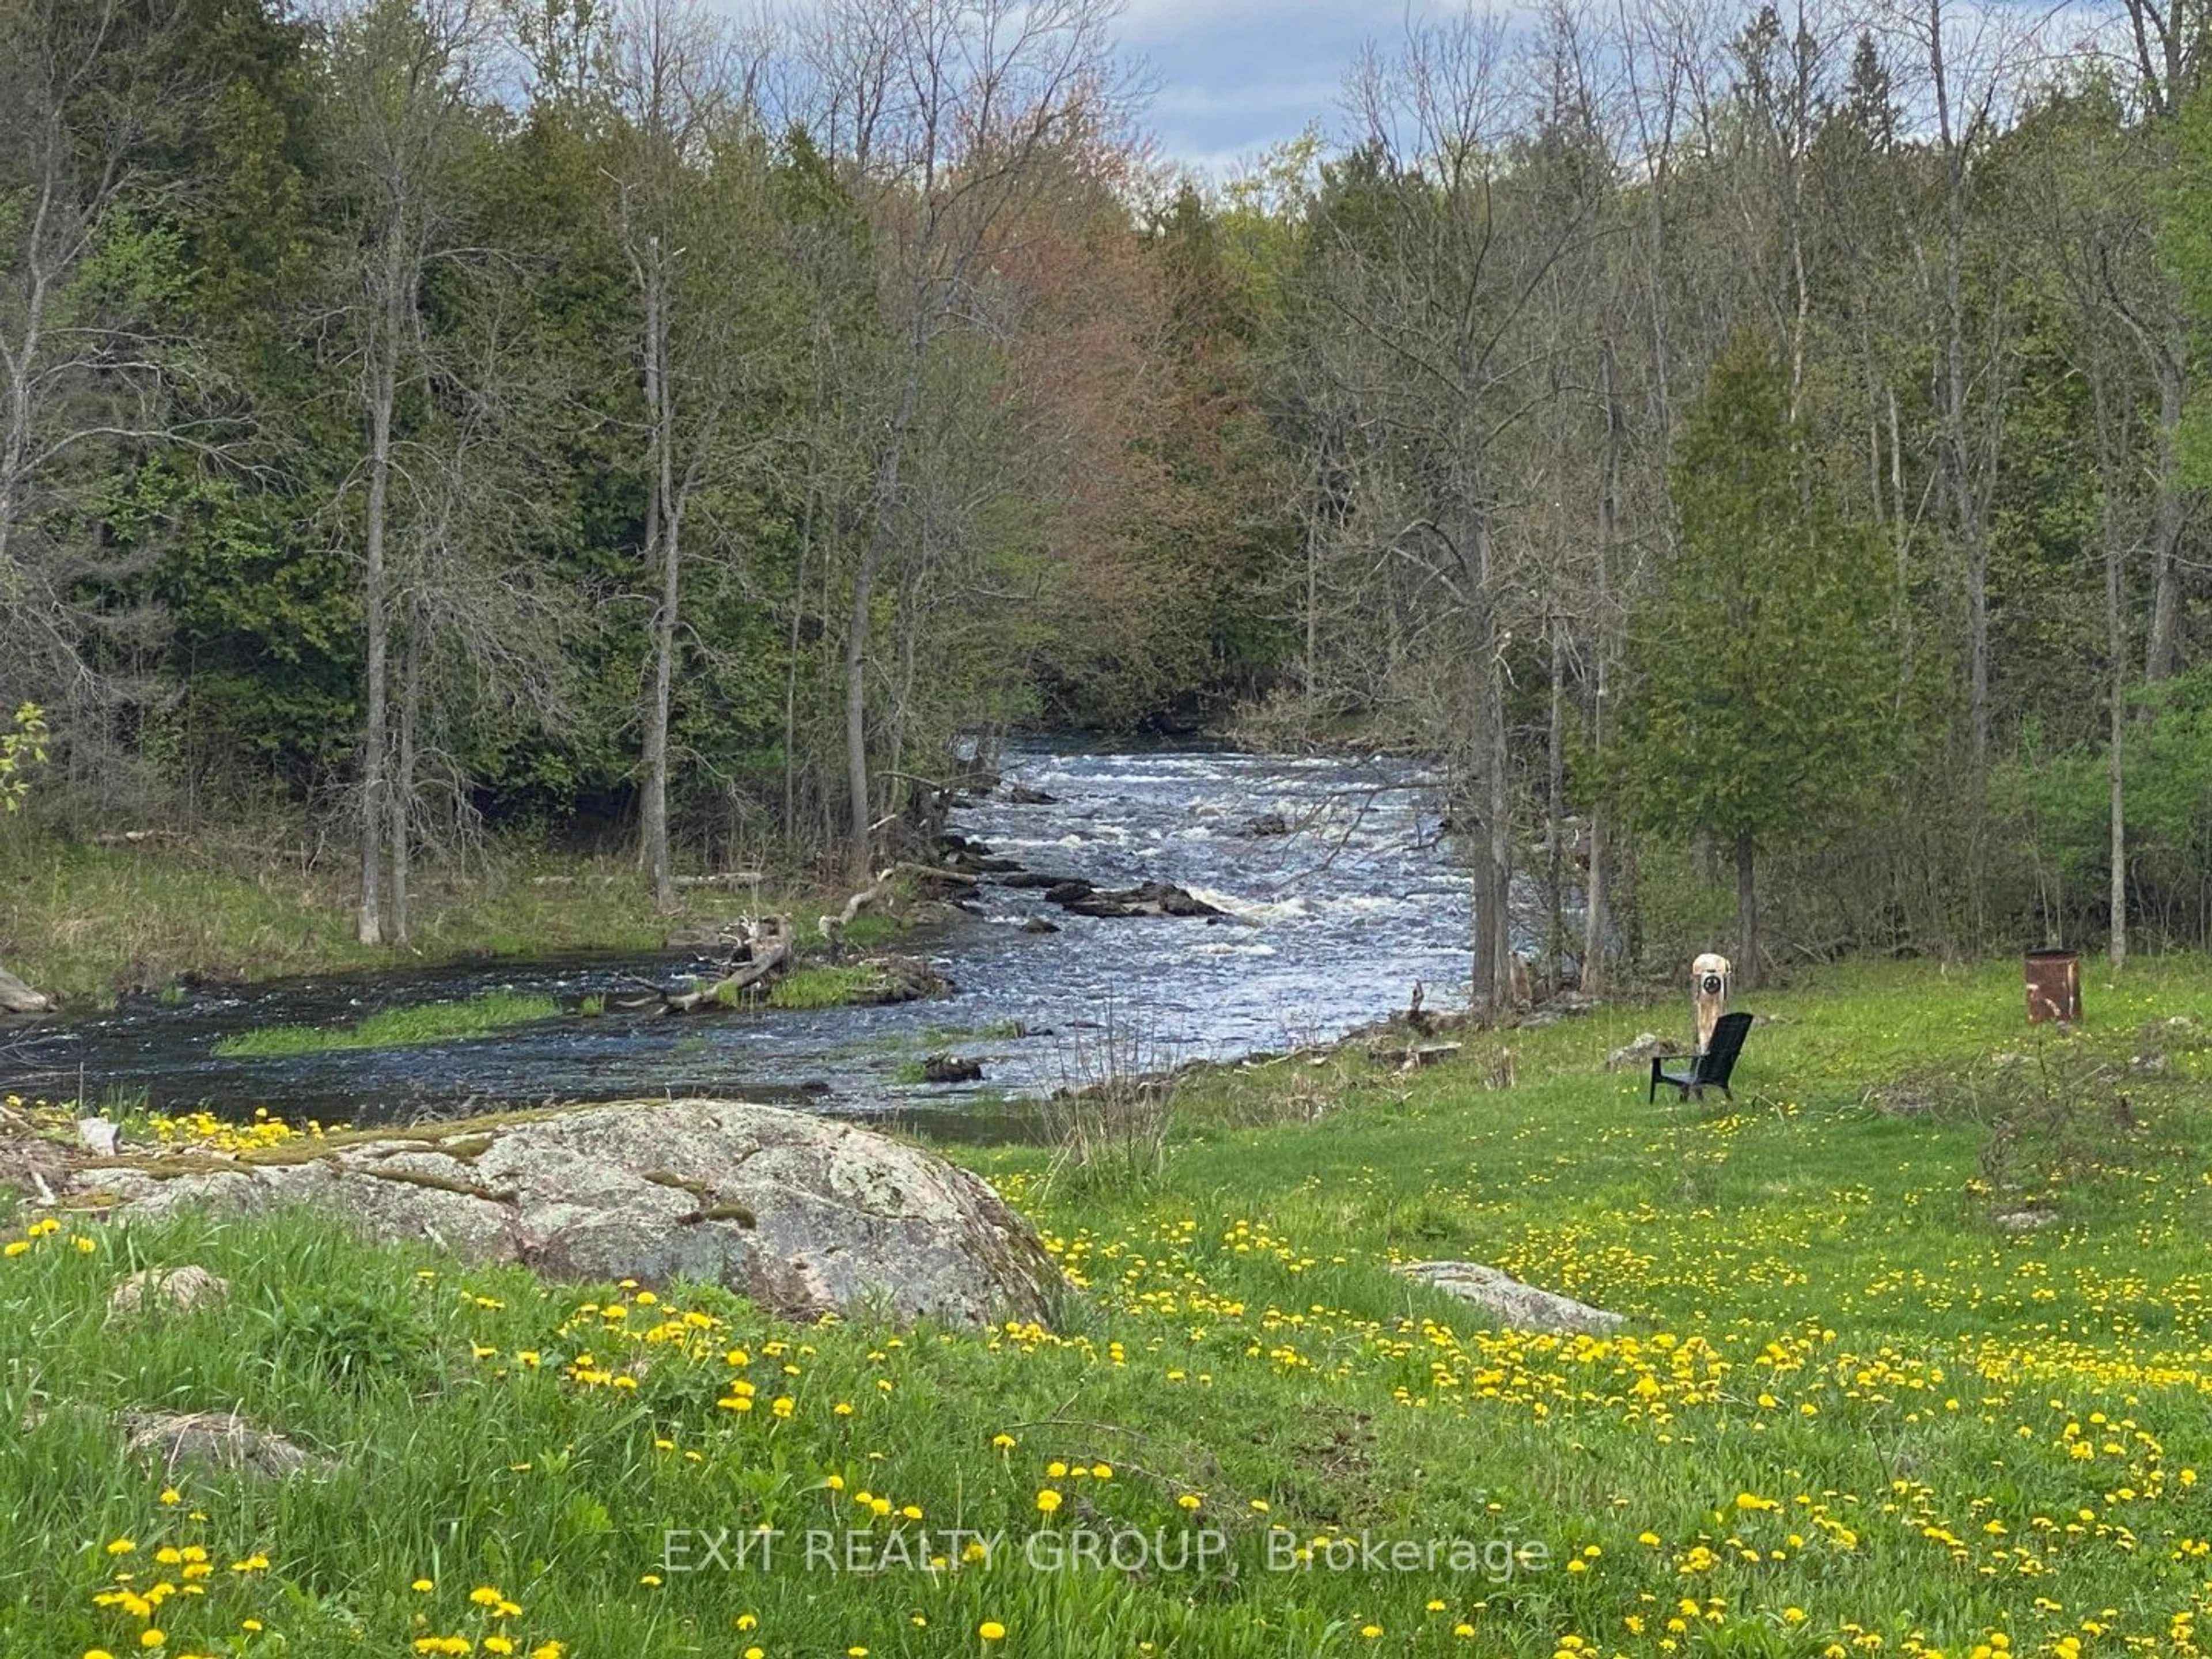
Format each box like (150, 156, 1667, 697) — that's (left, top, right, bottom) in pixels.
(1, 747, 1484, 1127)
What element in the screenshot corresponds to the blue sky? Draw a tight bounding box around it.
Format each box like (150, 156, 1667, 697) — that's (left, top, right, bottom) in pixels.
(1116, 0, 1447, 176)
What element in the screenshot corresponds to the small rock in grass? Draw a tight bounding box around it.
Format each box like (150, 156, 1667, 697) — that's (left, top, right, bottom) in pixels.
(1605, 1032, 1680, 1072)
(109, 1264, 230, 1316)
(1397, 1261, 1626, 1335)
(121, 1408, 325, 1481)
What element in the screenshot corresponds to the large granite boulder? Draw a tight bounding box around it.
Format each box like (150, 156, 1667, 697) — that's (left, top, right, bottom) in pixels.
(78, 1099, 1061, 1329)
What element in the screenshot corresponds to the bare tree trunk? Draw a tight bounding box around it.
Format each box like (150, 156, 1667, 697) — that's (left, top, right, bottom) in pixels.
(2093, 372, 2128, 968)
(358, 231, 405, 949)
(1303, 495, 1320, 726)
(783, 435, 818, 843)
(1735, 828, 1759, 988)
(1461, 510, 1514, 1019)
(2107, 552, 2128, 970)
(1582, 342, 1623, 997)
(1545, 622, 1566, 990)
(636, 236, 676, 911)
(1484, 645, 1514, 1008)
(2146, 359, 2187, 683)
(843, 550, 879, 880)
(845, 360, 922, 882)
(645, 491, 680, 912)
(391, 609, 419, 944)
(0, 248, 43, 584)
(1582, 815, 1608, 995)
(1887, 383, 1912, 699)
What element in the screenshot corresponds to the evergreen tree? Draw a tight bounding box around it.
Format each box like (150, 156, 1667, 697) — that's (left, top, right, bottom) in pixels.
(1615, 335, 1892, 984)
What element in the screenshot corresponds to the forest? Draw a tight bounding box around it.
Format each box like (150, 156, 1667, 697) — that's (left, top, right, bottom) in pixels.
(4, 0, 2211, 1001)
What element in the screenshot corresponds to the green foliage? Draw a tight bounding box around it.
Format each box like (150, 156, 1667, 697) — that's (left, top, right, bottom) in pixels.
(1995, 670, 2212, 925)
(0, 703, 48, 809)
(2163, 81, 2212, 489)
(1612, 338, 1893, 861)
(256, 1286, 433, 1392)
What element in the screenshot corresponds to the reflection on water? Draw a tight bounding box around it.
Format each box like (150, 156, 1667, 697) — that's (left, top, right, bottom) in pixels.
(0, 747, 1475, 1124)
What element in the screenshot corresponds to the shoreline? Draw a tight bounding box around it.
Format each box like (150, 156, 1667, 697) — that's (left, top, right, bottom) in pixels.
(0, 828, 902, 1012)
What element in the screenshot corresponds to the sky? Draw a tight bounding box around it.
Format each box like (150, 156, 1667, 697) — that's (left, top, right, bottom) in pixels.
(1114, 0, 1448, 177)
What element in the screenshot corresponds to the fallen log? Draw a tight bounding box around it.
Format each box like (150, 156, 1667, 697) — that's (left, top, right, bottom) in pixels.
(819, 869, 895, 944)
(664, 918, 794, 1014)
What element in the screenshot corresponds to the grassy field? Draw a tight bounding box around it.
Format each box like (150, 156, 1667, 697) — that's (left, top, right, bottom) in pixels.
(5, 956, 2211, 1658)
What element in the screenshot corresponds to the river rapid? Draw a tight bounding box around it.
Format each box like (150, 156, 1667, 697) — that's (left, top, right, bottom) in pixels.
(1, 747, 1480, 1127)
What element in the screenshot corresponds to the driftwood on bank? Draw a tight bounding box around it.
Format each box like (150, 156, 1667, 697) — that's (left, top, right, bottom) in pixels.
(819, 868, 895, 943)
(819, 863, 981, 945)
(664, 918, 794, 1014)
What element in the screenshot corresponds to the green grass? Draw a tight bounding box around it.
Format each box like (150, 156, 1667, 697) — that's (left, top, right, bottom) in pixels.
(5, 956, 2212, 1657)
(839, 911, 907, 950)
(211, 991, 561, 1057)
(767, 965, 880, 1009)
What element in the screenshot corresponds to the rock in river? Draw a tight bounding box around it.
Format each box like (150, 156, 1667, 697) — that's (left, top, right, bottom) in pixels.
(1058, 880, 1224, 919)
(76, 1099, 1062, 1328)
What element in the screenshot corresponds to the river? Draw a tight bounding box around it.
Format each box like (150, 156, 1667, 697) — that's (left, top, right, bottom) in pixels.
(0, 747, 1480, 1127)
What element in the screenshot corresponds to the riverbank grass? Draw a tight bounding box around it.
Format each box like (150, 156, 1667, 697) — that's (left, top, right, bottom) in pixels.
(211, 991, 562, 1058)
(0, 825, 899, 1007)
(5, 957, 2211, 1657)
(767, 965, 883, 1009)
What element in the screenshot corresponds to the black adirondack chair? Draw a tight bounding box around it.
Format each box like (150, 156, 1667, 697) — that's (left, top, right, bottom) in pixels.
(1649, 1011, 1752, 1103)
